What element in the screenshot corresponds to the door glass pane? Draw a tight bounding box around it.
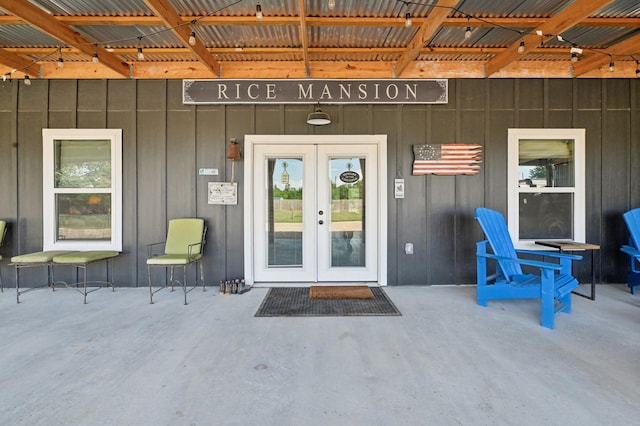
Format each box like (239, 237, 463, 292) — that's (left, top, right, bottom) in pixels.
(266, 158, 303, 268)
(329, 157, 365, 267)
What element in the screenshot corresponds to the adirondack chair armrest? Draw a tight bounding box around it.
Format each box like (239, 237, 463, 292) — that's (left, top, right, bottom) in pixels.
(476, 252, 564, 271)
(516, 249, 583, 261)
(621, 245, 640, 258)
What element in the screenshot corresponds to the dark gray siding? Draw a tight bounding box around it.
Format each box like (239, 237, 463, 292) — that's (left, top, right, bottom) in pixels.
(0, 78, 638, 287)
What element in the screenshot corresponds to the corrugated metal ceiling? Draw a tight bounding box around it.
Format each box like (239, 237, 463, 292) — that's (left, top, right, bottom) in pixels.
(0, 0, 638, 78)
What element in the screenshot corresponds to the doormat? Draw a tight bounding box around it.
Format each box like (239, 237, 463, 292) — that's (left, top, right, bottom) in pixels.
(309, 285, 374, 300)
(255, 287, 401, 317)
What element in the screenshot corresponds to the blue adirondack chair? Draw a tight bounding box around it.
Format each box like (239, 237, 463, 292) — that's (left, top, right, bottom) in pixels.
(475, 207, 582, 329)
(621, 208, 640, 294)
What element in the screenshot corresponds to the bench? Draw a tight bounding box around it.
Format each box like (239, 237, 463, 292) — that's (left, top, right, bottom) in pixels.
(11, 250, 119, 303)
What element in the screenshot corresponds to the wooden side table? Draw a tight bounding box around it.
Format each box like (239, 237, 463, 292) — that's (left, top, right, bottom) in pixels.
(534, 240, 600, 301)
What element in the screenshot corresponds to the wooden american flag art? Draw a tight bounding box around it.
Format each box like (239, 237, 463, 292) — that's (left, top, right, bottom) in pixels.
(412, 144, 482, 176)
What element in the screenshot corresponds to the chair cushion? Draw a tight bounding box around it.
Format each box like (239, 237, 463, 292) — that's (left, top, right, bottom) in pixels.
(53, 250, 120, 264)
(164, 218, 205, 255)
(147, 253, 202, 265)
(11, 250, 78, 263)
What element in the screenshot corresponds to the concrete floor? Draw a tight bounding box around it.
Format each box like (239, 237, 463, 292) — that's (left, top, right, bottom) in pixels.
(0, 283, 639, 426)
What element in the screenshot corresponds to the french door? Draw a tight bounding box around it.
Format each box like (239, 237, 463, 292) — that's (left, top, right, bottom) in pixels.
(245, 136, 386, 285)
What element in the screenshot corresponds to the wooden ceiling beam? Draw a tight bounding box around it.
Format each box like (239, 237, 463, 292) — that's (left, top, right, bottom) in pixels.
(394, 0, 460, 77)
(483, 0, 617, 77)
(297, 0, 310, 76)
(2, 15, 638, 29)
(3, 45, 613, 59)
(0, 0, 130, 77)
(0, 48, 37, 74)
(572, 32, 640, 76)
(141, 0, 221, 77)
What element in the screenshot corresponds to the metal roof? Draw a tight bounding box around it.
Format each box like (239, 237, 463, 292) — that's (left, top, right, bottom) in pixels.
(0, 0, 638, 79)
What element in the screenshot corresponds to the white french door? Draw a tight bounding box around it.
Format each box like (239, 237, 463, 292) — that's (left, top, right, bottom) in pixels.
(245, 135, 386, 286)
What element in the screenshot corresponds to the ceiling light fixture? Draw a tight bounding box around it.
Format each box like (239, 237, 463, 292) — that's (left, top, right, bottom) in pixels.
(256, 4, 263, 21)
(328, 0, 336, 10)
(465, 26, 472, 40)
(571, 52, 578, 63)
(189, 31, 197, 46)
(24, 75, 31, 86)
(306, 104, 331, 126)
(92, 44, 99, 63)
(517, 41, 525, 54)
(137, 37, 145, 61)
(57, 47, 64, 68)
(405, 12, 412, 28)
(609, 59, 615, 72)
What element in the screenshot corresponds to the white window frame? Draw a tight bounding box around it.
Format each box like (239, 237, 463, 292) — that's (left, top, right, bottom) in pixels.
(507, 128, 585, 250)
(43, 128, 122, 251)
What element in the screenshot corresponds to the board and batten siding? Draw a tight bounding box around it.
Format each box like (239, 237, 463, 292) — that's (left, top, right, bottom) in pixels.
(0, 79, 638, 287)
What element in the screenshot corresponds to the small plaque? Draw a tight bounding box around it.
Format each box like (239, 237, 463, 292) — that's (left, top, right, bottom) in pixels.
(208, 182, 237, 205)
(339, 171, 360, 184)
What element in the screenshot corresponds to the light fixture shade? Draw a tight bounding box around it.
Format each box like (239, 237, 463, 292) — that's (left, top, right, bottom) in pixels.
(306, 107, 331, 125)
(226, 138, 241, 160)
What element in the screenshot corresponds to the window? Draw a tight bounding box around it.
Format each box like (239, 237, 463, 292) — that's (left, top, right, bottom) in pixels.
(508, 128, 585, 249)
(43, 129, 122, 251)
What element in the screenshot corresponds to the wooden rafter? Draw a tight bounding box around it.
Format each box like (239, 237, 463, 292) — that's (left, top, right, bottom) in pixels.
(141, 0, 221, 77)
(394, 0, 460, 77)
(2, 15, 638, 29)
(484, 0, 616, 77)
(0, 48, 36, 74)
(0, 0, 129, 77)
(298, 0, 310, 76)
(572, 32, 640, 76)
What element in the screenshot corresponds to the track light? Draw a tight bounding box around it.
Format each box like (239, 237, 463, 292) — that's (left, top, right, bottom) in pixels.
(137, 47, 145, 61)
(256, 4, 263, 21)
(517, 41, 525, 54)
(189, 31, 196, 46)
(24, 75, 31, 86)
(328, 0, 335, 10)
(405, 12, 412, 28)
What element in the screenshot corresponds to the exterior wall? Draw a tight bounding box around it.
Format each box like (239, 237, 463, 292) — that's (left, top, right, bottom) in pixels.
(0, 78, 638, 287)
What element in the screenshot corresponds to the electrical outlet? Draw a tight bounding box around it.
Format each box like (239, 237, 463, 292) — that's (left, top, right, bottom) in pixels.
(404, 243, 414, 255)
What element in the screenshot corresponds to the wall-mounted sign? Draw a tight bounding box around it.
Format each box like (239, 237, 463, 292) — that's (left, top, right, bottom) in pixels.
(183, 79, 448, 105)
(208, 182, 237, 205)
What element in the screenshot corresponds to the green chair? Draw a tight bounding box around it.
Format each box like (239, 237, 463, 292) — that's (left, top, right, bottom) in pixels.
(0, 220, 6, 292)
(147, 218, 207, 304)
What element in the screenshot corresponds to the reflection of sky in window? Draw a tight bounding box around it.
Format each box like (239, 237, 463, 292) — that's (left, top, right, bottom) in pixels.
(273, 157, 363, 189)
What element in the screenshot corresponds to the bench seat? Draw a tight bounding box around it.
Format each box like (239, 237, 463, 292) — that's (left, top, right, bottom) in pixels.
(11, 250, 119, 303)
